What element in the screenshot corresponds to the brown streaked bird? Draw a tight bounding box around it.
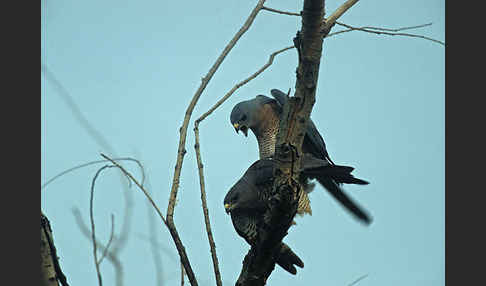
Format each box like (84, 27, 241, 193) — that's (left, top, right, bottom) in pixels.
(224, 155, 371, 274)
(230, 89, 372, 224)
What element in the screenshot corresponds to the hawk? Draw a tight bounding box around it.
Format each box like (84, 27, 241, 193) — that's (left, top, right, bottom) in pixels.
(230, 89, 371, 224)
(224, 155, 370, 274)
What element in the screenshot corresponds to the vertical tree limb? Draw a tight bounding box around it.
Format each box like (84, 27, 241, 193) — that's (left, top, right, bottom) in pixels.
(165, 1, 267, 285)
(191, 44, 293, 286)
(41, 212, 69, 286)
(193, 130, 223, 286)
(236, 0, 327, 285)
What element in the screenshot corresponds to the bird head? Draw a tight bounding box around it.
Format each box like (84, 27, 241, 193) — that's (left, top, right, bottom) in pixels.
(223, 178, 261, 214)
(230, 101, 252, 137)
(223, 187, 241, 214)
(230, 96, 269, 137)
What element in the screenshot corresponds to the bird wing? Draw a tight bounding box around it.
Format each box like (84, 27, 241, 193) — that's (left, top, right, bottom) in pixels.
(270, 89, 334, 164)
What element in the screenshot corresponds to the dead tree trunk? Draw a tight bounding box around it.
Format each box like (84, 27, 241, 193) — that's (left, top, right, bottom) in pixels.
(235, 0, 328, 285)
(41, 212, 69, 286)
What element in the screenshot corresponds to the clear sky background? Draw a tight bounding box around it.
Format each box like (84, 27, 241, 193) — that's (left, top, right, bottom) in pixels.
(41, 1, 444, 285)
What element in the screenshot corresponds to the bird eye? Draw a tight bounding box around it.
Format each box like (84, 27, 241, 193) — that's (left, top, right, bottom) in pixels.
(241, 115, 247, 122)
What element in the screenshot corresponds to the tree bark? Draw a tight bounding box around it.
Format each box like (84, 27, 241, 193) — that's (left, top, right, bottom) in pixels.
(235, 1, 327, 285)
(41, 212, 69, 286)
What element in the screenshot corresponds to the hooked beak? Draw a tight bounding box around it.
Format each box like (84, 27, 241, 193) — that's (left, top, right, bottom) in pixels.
(224, 203, 232, 214)
(233, 123, 248, 137)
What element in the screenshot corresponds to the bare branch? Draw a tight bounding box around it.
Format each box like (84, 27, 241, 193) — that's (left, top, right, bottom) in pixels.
(72, 209, 124, 286)
(236, 0, 326, 284)
(98, 214, 115, 265)
(195, 45, 294, 125)
(325, 0, 359, 27)
(41, 157, 146, 191)
(348, 274, 369, 286)
(353, 22, 433, 32)
(41, 64, 113, 152)
(328, 22, 445, 45)
(192, 44, 294, 286)
(42, 64, 135, 258)
(41, 212, 69, 286)
(193, 128, 223, 286)
(90, 165, 117, 286)
(262, 6, 300, 16)
(258, 3, 443, 46)
(100, 154, 167, 226)
(181, 263, 185, 286)
(166, 1, 267, 285)
(143, 179, 165, 286)
(135, 233, 177, 262)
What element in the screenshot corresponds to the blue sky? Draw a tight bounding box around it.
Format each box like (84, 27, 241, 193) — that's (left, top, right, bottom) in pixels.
(41, 1, 444, 285)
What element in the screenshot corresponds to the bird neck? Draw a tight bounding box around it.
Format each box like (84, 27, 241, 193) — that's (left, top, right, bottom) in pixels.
(252, 126, 277, 159)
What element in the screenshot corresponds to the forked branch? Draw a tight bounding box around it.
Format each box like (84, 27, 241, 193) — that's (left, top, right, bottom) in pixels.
(166, 1, 268, 285)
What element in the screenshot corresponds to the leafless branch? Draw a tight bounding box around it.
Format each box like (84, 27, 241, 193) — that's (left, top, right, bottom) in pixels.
(135, 233, 177, 262)
(257, 4, 443, 46)
(328, 22, 445, 45)
(72, 208, 124, 286)
(195, 45, 294, 126)
(325, 0, 359, 27)
(235, 0, 343, 283)
(100, 154, 167, 227)
(262, 6, 300, 16)
(143, 179, 165, 286)
(193, 129, 223, 286)
(42, 64, 135, 259)
(90, 165, 117, 286)
(165, 1, 267, 285)
(98, 214, 115, 265)
(181, 263, 185, 286)
(41, 212, 70, 286)
(41, 64, 113, 152)
(192, 43, 294, 286)
(353, 22, 432, 32)
(41, 157, 146, 191)
(348, 273, 369, 286)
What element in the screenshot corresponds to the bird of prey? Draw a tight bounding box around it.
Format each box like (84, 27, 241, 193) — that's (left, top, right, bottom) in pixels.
(230, 88, 372, 224)
(224, 155, 369, 274)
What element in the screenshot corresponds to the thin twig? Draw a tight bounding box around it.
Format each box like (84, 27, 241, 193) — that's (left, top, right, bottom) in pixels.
(192, 44, 294, 286)
(328, 22, 445, 45)
(352, 22, 433, 32)
(72, 208, 124, 286)
(193, 128, 223, 286)
(236, 0, 327, 284)
(90, 165, 117, 286)
(41, 157, 145, 191)
(100, 154, 167, 226)
(348, 273, 369, 286)
(195, 45, 294, 125)
(41, 64, 113, 152)
(325, 0, 359, 27)
(165, 1, 267, 285)
(143, 177, 165, 286)
(259, 4, 443, 46)
(42, 64, 135, 259)
(98, 214, 115, 265)
(262, 6, 300, 16)
(135, 233, 177, 262)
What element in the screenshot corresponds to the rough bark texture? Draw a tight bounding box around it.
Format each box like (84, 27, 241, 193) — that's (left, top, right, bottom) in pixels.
(235, 1, 327, 285)
(41, 212, 68, 286)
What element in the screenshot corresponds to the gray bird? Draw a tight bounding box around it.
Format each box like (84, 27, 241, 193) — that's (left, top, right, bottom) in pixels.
(224, 155, 370, 274)
(230, 89, 372, 224)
